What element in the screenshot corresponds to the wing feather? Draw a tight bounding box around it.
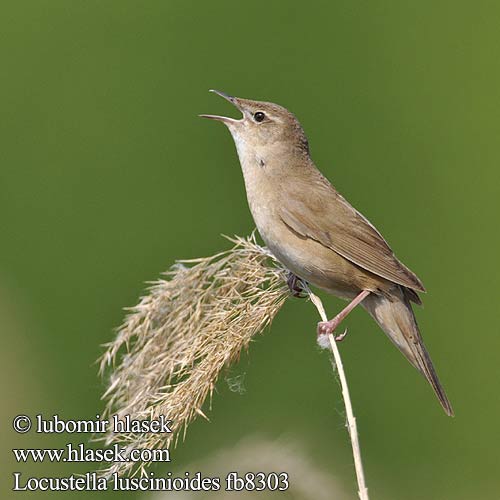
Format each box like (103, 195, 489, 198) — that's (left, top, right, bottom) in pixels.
(279, 174, 425, 292)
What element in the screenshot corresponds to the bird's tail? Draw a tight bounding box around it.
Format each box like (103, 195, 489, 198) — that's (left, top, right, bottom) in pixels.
(362, 288, 454, 416)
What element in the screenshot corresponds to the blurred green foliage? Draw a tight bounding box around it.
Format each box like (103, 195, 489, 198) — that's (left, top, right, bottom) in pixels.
(2, 1, 499, 499)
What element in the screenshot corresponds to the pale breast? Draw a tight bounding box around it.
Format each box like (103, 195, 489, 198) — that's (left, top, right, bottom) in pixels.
(233, 139, 384, 299)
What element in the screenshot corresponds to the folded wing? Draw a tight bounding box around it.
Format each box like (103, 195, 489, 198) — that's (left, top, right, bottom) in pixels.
(279, 173, 425, 292)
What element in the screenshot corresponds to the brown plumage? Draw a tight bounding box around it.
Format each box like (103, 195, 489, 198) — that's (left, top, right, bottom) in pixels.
(201, 90, 453, 416)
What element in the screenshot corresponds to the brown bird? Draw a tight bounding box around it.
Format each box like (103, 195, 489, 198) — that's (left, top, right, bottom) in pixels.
(201, 90, 453, 416)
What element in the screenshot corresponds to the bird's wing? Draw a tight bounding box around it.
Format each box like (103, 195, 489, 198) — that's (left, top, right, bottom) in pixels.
(279, 174, 425, 292)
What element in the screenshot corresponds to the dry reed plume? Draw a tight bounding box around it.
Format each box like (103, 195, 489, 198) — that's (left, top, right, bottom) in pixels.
(97, 234, 368, 499)
(97, 234, 290, 477)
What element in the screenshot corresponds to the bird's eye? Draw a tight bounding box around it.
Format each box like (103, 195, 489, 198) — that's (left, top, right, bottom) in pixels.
(254, 111, 265, 122)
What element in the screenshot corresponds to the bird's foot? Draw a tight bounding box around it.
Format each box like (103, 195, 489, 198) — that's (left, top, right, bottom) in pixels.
(316, 290, 370, 341)
(287, 272, 307, 298)
(317, 316, 349, 342)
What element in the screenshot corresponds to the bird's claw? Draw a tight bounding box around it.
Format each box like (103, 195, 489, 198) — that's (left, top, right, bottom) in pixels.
(334, 328, 348, 342)
(317, 320, 349, 342)
(287, 272, 307, 298)
(317, 320, 332, 336)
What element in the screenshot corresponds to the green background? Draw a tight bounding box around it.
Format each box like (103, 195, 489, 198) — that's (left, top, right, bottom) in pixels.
(2, 1, 499, 499)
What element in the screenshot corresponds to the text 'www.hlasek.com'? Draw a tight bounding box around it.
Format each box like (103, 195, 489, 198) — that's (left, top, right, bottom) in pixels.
(11, 414, 289, 492)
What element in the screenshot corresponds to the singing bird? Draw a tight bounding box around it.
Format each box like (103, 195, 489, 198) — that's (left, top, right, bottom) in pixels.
(201, 90, 453, 416)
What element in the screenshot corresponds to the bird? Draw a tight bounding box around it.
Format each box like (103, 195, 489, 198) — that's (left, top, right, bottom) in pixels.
(200, 90, 453, 416)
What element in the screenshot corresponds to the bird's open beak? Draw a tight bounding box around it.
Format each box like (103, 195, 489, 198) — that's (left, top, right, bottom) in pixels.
(199, 89, 242, 124)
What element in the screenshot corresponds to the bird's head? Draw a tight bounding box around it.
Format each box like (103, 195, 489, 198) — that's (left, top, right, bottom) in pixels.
(200, 90, 309, 157)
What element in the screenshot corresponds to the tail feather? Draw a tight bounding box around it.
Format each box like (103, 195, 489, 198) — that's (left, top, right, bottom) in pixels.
(362, 288, 454, 416)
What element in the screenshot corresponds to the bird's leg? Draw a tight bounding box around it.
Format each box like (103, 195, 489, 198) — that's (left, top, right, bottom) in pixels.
(317, 290, 371, 340)
(287, 272, 308, 298)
